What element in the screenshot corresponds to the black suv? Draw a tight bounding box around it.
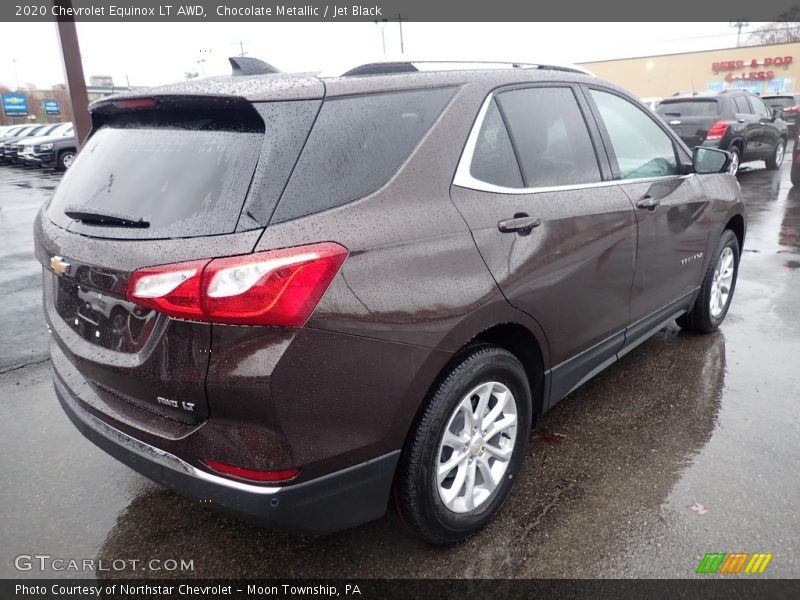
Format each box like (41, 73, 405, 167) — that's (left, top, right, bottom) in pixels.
(657, 91, 788, 175)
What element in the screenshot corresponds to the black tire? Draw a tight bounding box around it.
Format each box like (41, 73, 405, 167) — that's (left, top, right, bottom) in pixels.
(677, 229, 740, 333)
(727, 145, 741, 175)
(57, 150, 76, 171)
(792, 161, 800, 187)
(396, 345, 531, 545)
(765, 138, 786, 170)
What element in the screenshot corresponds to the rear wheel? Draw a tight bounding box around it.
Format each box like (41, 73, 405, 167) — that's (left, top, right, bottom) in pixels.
(766, 138, 786, 170)
(677, 229, 740, 333)
(396, 345, 531, 544)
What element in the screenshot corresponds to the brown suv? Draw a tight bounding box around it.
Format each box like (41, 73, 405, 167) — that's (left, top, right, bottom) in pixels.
(35, 61, 745, 544)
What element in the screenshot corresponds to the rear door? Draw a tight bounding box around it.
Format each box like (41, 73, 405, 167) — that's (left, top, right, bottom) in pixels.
(732, 94, 763, 156)
(450, 84, 638, 404)
(584, 86, 711, 349)
(747, 94, 780, 156)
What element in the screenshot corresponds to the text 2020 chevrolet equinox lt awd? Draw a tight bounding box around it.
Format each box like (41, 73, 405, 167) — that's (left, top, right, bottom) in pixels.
(35, 60, 745, 544)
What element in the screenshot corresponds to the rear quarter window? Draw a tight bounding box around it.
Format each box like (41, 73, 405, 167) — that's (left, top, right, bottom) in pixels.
(270, 87, 454, 223)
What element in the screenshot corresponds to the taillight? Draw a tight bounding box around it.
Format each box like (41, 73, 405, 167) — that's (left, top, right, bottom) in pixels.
(706, 121, 729, 141)
(203, 459, 300, 483)
(126, 242, 348, 326)
(112, 97, 156, 110)
(784, 105, 800, 114)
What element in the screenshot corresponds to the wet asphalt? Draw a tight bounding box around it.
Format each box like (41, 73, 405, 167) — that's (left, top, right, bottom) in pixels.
(0, 158, 798, 579)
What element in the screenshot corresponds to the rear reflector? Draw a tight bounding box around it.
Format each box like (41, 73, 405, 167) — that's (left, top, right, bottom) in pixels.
(705, 120, 729, 141)
(203, 460, 300, 483)
(126, 242, 348, 326)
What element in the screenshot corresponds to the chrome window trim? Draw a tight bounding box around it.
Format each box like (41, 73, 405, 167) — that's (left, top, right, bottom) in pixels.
(453, 91, 693, 196)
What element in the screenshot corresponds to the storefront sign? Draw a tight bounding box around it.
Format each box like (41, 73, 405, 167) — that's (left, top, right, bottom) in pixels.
(712, 56, 793, 71)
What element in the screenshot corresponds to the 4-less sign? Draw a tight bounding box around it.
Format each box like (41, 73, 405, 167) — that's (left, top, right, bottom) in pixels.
(712, 56, 793, 82)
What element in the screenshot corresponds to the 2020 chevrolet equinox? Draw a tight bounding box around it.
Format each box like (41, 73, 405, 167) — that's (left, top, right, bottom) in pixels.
(35, 60, 745, 544)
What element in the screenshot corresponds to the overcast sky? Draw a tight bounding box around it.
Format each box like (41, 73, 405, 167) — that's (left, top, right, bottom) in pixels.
(0, 22, 770, 89)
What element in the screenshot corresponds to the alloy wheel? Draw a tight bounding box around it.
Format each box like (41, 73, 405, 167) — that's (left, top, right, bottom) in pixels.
(710, 246, 734, 318)
(436, 381, 518, 513)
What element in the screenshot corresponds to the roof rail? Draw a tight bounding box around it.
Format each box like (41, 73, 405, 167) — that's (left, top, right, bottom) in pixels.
(337, 61, 593, 78)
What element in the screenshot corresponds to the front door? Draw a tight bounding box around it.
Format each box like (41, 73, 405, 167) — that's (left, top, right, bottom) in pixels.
(584, 86, 712, 343)
(450, 84, 638, 404)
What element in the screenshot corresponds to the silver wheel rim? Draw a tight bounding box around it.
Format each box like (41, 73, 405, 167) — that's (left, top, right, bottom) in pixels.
(63, 153, 75, 168)
(710, 246, 734, 318)
(729, 151, 739, 175)
(775, 141, 785, 167)
(436, 381, 518, 514)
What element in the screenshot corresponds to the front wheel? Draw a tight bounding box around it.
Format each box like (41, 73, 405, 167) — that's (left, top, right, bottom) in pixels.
(727, 146, 741, 175)
(396, 345, 531, 544)
(677, 229, 740, 333)
(766, 138, 786, 170)
(792, 159, 800, 187)
(57, 150, 76, 171)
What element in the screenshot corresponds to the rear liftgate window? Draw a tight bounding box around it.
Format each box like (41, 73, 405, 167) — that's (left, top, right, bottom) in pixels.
(270, 87, 455, 223)
(47, 100, 266, 240)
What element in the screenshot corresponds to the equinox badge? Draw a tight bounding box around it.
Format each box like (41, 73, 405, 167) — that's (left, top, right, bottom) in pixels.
(50, 256, 70, 276)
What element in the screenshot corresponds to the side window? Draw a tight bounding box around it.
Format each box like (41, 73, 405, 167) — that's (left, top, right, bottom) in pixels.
(469, 99, 524, 188)
(734, 96, 753, 114)
(750, 96, 771, 118)
(590, 89, 679, 180)
(495, 87, 602, 187)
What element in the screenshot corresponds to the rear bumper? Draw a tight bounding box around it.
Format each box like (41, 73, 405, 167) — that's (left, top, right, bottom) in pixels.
(54, 370, 400, 535)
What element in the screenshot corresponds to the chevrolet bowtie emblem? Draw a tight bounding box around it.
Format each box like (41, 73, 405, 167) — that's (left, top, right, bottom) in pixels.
(50, 255, 70, 276)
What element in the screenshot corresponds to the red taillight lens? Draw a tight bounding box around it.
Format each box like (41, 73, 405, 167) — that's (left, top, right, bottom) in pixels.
(706, 121, 729, 141)
(784, 105, 800, 113)
(126, 258, 209, 320)
(112, 97, 156, 110)
(126, 242, 348, 326)
(203, 460, 300, 483)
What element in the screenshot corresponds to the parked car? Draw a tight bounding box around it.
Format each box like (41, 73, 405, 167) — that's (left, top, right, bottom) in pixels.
(762, 93, 800, 136)
(0, 124, 47, 163)
(35, 61, 745, 544)
(5, 122, 69, 164)
(0, 125, 26, 138)
(19, 123, 76, 170)
(657, 90, 788, 175)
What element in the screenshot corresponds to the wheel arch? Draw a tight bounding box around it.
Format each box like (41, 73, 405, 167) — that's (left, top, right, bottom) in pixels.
(724, 212, 746, 251)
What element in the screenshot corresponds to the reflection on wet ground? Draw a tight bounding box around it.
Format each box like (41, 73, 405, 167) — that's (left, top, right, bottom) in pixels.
(1, 159, 799, 578)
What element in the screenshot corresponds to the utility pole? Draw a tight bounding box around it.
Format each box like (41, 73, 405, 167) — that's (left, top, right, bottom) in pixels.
(398, 14, 404, 54)
(730, 21, 749, 47)
(53, 1, 91, 147)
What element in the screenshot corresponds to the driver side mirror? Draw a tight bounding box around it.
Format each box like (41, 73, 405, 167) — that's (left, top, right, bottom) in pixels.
(693, 146, 731, 174)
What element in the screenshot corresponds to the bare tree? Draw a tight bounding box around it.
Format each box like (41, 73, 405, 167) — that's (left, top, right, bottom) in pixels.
(748, 12, 800, 45)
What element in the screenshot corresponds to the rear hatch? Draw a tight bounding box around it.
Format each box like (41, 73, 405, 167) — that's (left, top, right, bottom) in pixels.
(656, 98, 720, 147)
(35, 92, 320, 424)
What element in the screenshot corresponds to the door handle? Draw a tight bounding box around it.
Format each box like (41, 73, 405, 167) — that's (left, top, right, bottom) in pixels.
(498, 213, 541, 235)
(636, 196, 661, 210)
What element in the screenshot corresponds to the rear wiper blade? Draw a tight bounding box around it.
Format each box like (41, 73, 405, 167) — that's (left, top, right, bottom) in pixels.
(64, 207, 150, 228)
